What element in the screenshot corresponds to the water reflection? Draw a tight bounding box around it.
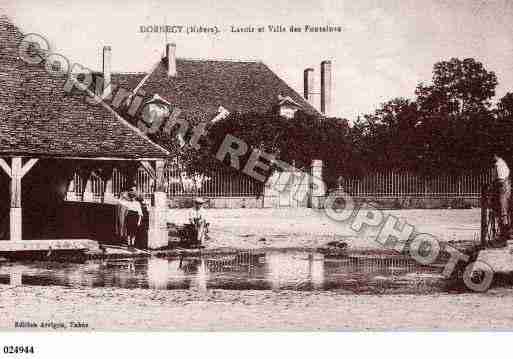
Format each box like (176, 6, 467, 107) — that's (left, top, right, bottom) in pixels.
(267, 252, 324, 290)
(147, 258, 169, 290)
(0, 250, 445, 294)
(190, 259, 208, 292)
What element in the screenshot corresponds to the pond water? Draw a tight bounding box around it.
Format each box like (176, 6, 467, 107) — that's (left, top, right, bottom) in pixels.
(0, 250, 453, 294)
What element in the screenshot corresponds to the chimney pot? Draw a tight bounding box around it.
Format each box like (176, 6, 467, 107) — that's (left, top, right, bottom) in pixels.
(320, 60, 332, 116)
(166, 43, 176, 77)
(303, 68, 315, 107)
(102, 45, 112, 97)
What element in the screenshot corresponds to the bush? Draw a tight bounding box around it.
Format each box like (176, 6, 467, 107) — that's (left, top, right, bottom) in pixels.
(391, 197, 403, 209)
(450, 198, 472, 209)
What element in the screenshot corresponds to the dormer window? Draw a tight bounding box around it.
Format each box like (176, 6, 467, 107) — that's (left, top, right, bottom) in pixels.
(277, 95, 302, 119)
(139, 94, 171, 134)
(51, 60, 61, 72)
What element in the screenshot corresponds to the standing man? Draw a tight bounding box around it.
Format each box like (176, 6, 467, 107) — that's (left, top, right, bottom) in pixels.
(493, 154, 511, 244)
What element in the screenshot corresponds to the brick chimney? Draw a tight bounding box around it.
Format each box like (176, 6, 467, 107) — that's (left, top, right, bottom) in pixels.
(320, 60, 332, 116)
(102, 46, 112, 97)
(166, 43, 176, 77)
(303, 68, 315, 107)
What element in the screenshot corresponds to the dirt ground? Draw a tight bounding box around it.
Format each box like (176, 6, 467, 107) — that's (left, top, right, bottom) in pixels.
(0, 208, 494, 331)
(168, 208, 481, 250)
(2, 284, 513, 330)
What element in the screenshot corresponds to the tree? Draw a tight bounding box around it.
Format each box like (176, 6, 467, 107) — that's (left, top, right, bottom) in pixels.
(353, 58, 500, 174)
(351, 98, 421, 172)
(206, 110, 355, 188)
(413, 58, 498, 172)
(416, 58, 497, 116)
(497, 92, 513, 120)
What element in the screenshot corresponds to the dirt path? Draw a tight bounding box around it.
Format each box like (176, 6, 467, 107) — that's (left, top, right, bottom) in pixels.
(1, 284, 513, 330)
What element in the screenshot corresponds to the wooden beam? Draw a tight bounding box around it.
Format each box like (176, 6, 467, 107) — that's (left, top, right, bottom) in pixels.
(0, 158, 11, 178)
(83, 173, 93, 202)
(20, 158, 38, 178)
(140, 161, 156, 180)
(10, 157, 22, 242)
(19, 155, 167, 161)
(11, 157, 21, 208)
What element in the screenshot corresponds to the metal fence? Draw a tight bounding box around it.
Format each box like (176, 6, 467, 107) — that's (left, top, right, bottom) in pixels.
(339, 170, 494, 197)
(71, 166, 494, 202)
(69, 165, 264, 202)
(165, 166, 264, 197)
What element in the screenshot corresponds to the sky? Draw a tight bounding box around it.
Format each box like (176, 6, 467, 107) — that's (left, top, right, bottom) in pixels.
(3, 0, 513, 121)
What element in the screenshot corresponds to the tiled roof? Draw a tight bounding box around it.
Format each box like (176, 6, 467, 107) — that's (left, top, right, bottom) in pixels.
(109, 56, 321, 121)
(0, 16, 168, 159)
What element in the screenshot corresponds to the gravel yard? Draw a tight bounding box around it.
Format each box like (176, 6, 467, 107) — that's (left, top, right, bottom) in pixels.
(2, 285, 513, 330)
(168, 208, 481, 250)
(1, 208, 501, 331)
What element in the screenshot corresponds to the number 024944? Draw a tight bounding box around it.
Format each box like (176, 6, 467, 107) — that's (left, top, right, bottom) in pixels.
(3, 346, 35, 354)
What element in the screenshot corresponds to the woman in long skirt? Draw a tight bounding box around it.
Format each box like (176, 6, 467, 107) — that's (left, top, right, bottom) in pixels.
(120, 193, 143, 247)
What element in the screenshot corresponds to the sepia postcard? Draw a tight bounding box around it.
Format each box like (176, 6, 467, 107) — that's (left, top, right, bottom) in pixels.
(1, 0, 513, 336)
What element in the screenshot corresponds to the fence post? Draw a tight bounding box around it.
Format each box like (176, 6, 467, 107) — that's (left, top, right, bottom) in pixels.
(148, 160, 168, 249)
(263, 172, 279, 208)
(309, 159, 325, 209)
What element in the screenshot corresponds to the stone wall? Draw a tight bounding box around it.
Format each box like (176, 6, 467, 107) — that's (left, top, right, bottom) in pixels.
(168, 196, 264, 209)
(316, 195, 480, 210)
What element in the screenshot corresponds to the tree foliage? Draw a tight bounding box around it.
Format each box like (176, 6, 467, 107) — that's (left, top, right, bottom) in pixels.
(351, 57, 505, 175)
(207, 111, 355, 188)
(148, 57, 512, 189)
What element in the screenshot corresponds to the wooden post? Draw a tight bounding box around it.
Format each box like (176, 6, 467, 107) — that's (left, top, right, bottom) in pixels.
(10, 157, 22, 242)
(97, 164, 116, 204)
(0, 157, 39, 242)
(83, 173, 93, 202)
(104, 175, 116, 204)
(66, 175, 77, 201)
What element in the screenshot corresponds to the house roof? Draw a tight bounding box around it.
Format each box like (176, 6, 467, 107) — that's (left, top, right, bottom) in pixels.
(108, 56, 322, 121)
(277, 95, 303, 108)
(0, 16, 169, 159)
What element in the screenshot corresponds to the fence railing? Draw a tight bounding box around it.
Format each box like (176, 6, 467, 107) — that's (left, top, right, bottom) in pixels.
(70, 166, 495, 203)
(69, 165, 264, 203)
(165, 167, 264, 197)
(339, 170, 494, 197)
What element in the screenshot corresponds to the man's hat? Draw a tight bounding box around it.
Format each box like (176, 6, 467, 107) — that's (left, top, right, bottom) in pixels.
(193, 197, 206, 204)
